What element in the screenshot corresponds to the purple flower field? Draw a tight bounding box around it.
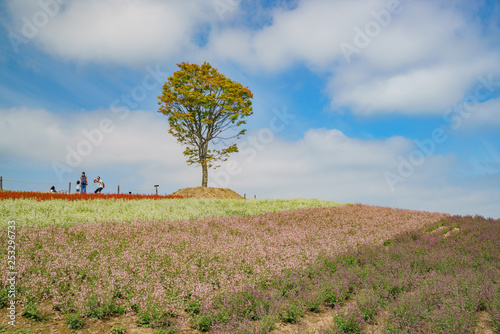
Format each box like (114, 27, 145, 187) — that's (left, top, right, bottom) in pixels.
(2, 203, 499, 333)
(321, 214, 500, 334)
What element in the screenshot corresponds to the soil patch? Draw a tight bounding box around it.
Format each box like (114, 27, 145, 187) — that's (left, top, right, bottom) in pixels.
(270, 307, 335, 334)
(171, 187, 244, 199)
(475, 311, 494, 334)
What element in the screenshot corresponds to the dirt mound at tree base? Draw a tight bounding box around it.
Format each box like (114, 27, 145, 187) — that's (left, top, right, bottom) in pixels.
(171, 187, 244, 199)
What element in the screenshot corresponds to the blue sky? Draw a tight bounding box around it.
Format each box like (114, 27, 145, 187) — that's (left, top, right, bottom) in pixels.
(1, 0, 499, 218)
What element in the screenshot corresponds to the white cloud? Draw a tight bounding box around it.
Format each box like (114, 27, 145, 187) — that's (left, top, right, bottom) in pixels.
(327, 0, 500, 115)
(330, 61, 498, 115)
(208, 0, 388, 70)
(6, 0, 214, 65)
(1, 107, 62, 161)
(457, 98, 500, 129)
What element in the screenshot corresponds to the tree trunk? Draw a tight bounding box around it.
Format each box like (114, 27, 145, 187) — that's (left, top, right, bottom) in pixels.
(201, 162, 208, 187)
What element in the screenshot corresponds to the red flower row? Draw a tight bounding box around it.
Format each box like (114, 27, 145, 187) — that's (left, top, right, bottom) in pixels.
(0, 191, 184, 201)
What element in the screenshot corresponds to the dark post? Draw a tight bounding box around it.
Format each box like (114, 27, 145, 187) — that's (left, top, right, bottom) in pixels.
(69, 182, 71, 194)
(244, 193, 246, 199)
(0, 176, 2, 191)
(117, 185, 120, 194)
(254, 195, 256, 199)
(154, 185, 159, 195)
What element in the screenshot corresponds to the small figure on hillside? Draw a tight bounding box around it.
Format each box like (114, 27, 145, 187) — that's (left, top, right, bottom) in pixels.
(75, 180, 81, 194)
(94, 176, 104, 193)
(80, 172, 88, 194)
(50, 186, 57, 193)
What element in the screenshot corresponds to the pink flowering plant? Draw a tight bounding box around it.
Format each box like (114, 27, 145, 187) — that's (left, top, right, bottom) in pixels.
(1, 203, 455, 332)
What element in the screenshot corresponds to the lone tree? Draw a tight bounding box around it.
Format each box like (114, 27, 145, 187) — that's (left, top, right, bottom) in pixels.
(158, 62, 253, 187)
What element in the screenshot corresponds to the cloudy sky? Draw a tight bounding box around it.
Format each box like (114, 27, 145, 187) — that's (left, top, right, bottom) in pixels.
(1, 0, 499, 218)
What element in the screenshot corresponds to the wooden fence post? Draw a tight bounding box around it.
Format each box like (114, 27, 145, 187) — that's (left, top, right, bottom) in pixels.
(117, 185, 120, 194)
(0, 176, 2, 191)
(68, 182, 71, 194)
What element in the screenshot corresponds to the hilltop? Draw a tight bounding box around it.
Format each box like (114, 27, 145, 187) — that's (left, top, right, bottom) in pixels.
(171, 186, 244, 199)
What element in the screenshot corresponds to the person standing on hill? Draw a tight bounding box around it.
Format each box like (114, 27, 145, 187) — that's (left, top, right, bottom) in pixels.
(94, 176, 104, 193)
(80, 172, 88, 194)
(75, 180, 81, 194)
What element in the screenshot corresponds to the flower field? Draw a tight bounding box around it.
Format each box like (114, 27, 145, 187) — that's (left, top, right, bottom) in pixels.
(321, 214, 500, 334)
(1, 195, 499, 333)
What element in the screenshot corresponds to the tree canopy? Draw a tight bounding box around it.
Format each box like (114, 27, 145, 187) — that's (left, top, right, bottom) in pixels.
(158, 62, 253, 187)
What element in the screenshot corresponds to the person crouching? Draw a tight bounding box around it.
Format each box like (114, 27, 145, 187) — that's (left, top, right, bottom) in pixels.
(94, 176, 104, 193)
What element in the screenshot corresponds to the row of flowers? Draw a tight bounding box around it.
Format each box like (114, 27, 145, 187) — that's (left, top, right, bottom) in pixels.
(0, 190, 183, 201)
